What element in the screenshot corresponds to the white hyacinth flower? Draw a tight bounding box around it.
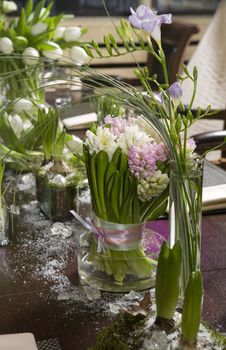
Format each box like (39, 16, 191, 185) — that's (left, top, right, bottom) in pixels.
(8, 114, 24, 138)
(0, 37, 14, 54)
(13, 98, 34, 114)
(31, 22, 48, 36)
(2, 1, 17, 13)
(42, 42, 63, 60)
(70, 46, 88, 66)
(54, 27, 65, 40)
(22, 47, 40, 66)
(63, 27, 82, 42)
(118, 125, 152, 153)
(85, 127, 117, 159)
(138, 170, 169, 201)
(67, 135, 83, 156)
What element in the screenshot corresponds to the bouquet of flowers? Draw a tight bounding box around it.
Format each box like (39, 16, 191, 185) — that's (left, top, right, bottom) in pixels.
(0, 0, 88, 104)
(79, 114, 169, 289)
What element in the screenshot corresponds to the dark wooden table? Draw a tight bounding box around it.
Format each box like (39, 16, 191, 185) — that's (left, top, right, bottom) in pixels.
(0, 171, 226, 350)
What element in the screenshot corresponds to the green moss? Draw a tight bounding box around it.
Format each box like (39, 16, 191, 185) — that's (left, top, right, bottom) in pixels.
(89, 314, 145, 350)
(205, 323, 226, 347)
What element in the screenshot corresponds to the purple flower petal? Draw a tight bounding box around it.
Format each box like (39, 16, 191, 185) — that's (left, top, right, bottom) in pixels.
(142, 19, 156, 33)
(159, 13, 172, 24)
(129, 15, 142, 29)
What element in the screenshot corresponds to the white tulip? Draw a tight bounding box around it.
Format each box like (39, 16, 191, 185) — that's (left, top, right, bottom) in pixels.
(23, 47, 40, 66)
(42, 42, 63, 60)
(8, 114, 24, 138)
(63, 27, 82, 42)
(0, 37, 14, 54)
(70, 46, 88, 66)
(54, 27, 65, 40)
(67, 136, 83, 156)
(2, 1, 17, 13)
(31, 22, 48, 36)
(13, 99, 34, 114)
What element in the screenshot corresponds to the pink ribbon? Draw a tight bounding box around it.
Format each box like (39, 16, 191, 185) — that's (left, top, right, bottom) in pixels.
(70, 210, 105, 252)
(70, 210, 144, 252)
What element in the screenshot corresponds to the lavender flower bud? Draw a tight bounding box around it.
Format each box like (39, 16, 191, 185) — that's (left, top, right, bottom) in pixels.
(169, 82, 183, 100)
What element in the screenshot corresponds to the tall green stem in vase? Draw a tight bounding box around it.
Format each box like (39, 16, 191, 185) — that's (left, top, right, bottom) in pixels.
(169, 160, 203, 295)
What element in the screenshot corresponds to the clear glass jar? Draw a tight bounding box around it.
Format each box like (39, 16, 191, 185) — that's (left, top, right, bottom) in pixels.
(77, 220, 164, 292)
(169, 158, 203, 295)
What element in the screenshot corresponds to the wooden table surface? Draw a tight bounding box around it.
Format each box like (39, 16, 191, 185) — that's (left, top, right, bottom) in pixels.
(0, 171, 225, 350)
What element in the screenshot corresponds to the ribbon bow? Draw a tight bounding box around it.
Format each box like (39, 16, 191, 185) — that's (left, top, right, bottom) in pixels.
(70, 210, 105, 252)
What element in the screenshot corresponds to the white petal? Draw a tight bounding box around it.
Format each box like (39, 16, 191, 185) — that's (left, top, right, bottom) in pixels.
(31, 22, 48, 36)
(8, 114, 23, 137)
(23, 47, 40, 66)
(0, 37, 14, 54)
(63, 27, 82, 42)
(42, 42, 63, 60)
(54, 27, 65, 40)
(70, 46, 88, 66)
(13, 99, 34, 114)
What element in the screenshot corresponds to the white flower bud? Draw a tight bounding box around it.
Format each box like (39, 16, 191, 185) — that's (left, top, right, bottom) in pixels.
(22, 47, 40, 66)
(54, 27, 65, 40)
(8, 114, 23, 138)
(70, 46, 88, 66)
(42, 42, 63, 60)
(13, 98, 34, 114)
(0, 37, 14, 54)
(2, 1, 17, 13)
(63, 27, 82, 42)
(31, 22, 48, 36)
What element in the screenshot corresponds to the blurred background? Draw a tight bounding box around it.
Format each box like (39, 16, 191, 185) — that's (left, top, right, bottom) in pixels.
(13, 0, 221, 16)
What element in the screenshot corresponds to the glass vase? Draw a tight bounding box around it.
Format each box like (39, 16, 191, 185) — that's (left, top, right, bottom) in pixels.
(169, 158, 203, 295)
(36, 170, 77, 221)
(0, 197, 9, 246)
(77, 217, 164, 292)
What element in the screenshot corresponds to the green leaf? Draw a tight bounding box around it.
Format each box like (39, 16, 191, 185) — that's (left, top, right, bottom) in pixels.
(141, 186, 169, 222)
(53, 130, 66, 160)
(36, 42, 57, 51)
(96, 150, 109, 220)
(90, 152, 102, 217)
(182, 271, 203, 343)
(24, 0, 34, 16)
(17, 8, 27, 36)
(32, 0, 46, 24)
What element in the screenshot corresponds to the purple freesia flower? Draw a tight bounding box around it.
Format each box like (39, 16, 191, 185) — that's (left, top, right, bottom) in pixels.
(169, 82, 183, 100)
(129, 5, 172, 43)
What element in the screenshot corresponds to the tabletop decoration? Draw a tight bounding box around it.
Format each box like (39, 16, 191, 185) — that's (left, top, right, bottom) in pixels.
(35, 107, 85, 221)
(1, 2, 225, 347)
(0, 0, 88, 105)
(72, 2, 220, 346)
(76, 115, 170, 292)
